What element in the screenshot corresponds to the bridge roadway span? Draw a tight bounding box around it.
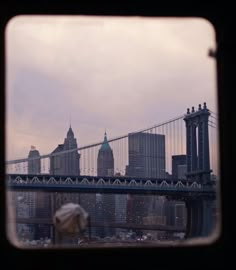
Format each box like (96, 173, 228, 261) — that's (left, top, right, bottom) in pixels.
(14, 217, 185, 232)
(6, 174, 216, 198)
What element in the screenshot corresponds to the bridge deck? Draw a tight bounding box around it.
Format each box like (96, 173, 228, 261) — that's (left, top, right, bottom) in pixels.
(6, 174, 216, 198)
(13, 218, 185, 232)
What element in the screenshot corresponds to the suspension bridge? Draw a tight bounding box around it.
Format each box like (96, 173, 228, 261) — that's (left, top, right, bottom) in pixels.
(6, 103, 218, 242)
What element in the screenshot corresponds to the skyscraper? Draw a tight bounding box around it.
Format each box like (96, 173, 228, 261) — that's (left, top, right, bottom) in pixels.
(16, 146, 43, 240)
(28, 146, 52, 239)
(126, 132, 166, 178)
(96, 132, 115, 237)
(49, 126, 81, 239)
(172, 155, 187, 179)
(50, 125, 80, 176)
(97, 132, 114, 177)
(125, 132, 166, 231)
(28, 146, 41, 174)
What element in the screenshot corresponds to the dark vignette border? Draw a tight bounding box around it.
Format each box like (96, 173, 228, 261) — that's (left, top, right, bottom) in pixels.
(0, 1, 235, 269)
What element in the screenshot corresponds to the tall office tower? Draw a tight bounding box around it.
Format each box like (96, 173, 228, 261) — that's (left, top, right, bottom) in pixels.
(15, 191, 36, 241)
(50, 144, 64, 175)
(16, 146, 41, 240)
(50, 125, 80, 176)
(50, 126, 82, 240)
(62, 126, 80, 175)
(125, 132, 166, 231)
(126, 132, 166, 178)
(28, 146, 41, 174)
(96, 132, 115, 238)
(97, 132, 114, 176)
(28, 146, 52, 240)
(172, 155, 187, 179)
(50, 126, 99, 239)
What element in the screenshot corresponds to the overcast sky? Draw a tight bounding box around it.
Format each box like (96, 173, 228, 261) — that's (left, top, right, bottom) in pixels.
(5, 16, 217, 161)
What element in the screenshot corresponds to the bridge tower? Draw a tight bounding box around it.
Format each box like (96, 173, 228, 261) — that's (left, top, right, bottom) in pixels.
(184, 102, 212, 184)
(184, 103, 214, 238)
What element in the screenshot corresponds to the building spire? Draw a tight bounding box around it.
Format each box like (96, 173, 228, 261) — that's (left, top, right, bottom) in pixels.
(100, 130, 112, 151)
(67, 123, 74, 138)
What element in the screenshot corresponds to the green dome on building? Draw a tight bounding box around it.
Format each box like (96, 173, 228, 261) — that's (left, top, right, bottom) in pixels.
(100, 132, 112, 151)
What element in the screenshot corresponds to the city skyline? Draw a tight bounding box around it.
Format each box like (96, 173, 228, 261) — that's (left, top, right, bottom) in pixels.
(6, 16, 217, 161)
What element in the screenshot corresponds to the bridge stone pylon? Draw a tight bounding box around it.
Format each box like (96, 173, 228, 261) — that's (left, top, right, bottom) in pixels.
(184, 102, 212, 184)
(184, 103, 215, 238)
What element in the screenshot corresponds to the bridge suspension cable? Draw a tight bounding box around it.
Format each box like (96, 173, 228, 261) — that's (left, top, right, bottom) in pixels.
(6, 114, 185, 165)
(6, 109, 218, 178)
